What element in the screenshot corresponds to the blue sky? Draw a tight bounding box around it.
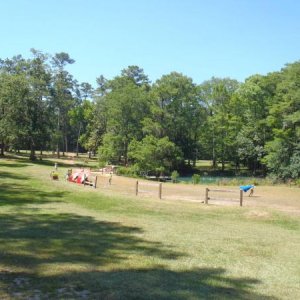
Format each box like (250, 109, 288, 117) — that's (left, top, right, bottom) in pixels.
(1, 0, 300, 86)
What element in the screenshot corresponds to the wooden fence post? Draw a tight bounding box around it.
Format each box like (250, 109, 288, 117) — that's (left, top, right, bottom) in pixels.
(159, 183, 162, 199)
(205, 188, 209, 204)
(240, 189, 243, 207)
(135, 180, 139, 196)
(94, 176, 98, 189)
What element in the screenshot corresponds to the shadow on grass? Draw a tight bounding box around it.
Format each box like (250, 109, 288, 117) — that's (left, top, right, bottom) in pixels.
(0, 158, 276, 299)
(0, 160, 67, 206)
(0, 160, 31, 168)
(0, 170, 28, 181)
(0, 268, 276, 299)
(2, 153, 92, 169)
(0, 212, 276, 299)
(0, 178, 66, 207)
(1, 154, 67, 169)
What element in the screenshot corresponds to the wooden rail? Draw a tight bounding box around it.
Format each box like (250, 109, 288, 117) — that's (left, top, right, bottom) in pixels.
(205, 188, 243, 206)
(135, 180, 162, 199)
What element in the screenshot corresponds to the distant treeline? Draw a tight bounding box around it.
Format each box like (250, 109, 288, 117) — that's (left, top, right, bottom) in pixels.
(0, 49, 299, 180)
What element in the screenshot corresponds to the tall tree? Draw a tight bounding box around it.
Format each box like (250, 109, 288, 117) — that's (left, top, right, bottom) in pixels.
(26, 49, 52, 159)
(128, 135, 182, 175)
(264, 62, 300, 179)
(121, 65, 150, 87)
(149, 72, 205, 165)
(0, 52, 51, 159)
(235, 74, 278, 173)
(0, 73, 28, 155)
(50, 52, 76, 157)
(199, 77, 240, 170)
(98, 77, 150, 164)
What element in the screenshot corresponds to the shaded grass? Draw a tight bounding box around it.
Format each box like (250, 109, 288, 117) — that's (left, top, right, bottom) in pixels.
(0, 158, 299, 299)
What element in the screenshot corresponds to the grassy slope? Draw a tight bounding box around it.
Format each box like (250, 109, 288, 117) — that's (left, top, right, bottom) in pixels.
(0, 157, 299, 299)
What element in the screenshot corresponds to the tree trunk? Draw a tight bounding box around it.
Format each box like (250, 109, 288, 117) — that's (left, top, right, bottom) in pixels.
(64, 135, 68, 156)
(221, 140, 225, 172)
(56, 111, 60, 158)
(212, 129, 217, 169)
(124, 140, 128, 165)
(0, 141, 4, 156)
(76, 123, 82, 157)
(56, 143, 60, 158)
(62, 135, 65, 157)
(29, 139, 36, 161)
(235, 159, 240, 174)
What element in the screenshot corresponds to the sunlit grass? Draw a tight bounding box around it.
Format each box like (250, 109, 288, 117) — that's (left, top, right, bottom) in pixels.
(0, 157, 299, 299)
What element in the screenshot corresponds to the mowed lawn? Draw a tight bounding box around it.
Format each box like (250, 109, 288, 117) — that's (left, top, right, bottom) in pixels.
(0, 158, 299, 299)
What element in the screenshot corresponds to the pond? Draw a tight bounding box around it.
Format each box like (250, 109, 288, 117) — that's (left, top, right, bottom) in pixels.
(178, 176, 257, 185)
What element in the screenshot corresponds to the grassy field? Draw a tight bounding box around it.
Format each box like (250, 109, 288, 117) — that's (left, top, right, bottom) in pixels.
(0, 156, 299, 299)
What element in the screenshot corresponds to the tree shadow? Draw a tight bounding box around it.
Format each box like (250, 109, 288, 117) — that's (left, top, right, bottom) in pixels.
(0, 180, 66, 207)
(63, 267, 276, 299)
(32, 159, 76, 168)
(0, 268, 277, 299)
(0, 161, 67, 207)
(0, 160, 31, 168)
(0, 158, 277, 299)
(1, 154, 74, 168)
(0, 213, 180, 267)
(0, 170, 28, 180)
(0, 211, 277, 299)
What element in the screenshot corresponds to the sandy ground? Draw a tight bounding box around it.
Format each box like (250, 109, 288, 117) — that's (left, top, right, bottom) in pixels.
(90, 172, 300, 215)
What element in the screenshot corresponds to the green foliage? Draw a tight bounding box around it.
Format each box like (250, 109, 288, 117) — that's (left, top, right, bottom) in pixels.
(98, 133, 123, 165)
(93, 75, 150, 164)
(116, 166, 139, 177)
(1, 50, 300, 181)
(69, 99, 94, 156)
(295, 178, 300, 187)
(128, 135, 182, 175)
(192, 174, 201, 184)
(199, 77, 240, 169)
(264, 139, 300, 180)
(150, 72, 206, 164)
(171, 170, 179, 183)
(262, 62, 300, 180)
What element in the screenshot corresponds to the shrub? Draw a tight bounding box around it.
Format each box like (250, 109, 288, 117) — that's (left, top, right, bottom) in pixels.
(295, 178, 300, 187)
(192, 174, 200, 184)
(171, 170, 179, 183)
(116, 166, 138, 177)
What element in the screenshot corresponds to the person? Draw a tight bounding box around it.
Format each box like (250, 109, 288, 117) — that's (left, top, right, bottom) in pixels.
(66, 169, 72, 181)
(109, 173, 112, 185)
(240, 184, 254, 196)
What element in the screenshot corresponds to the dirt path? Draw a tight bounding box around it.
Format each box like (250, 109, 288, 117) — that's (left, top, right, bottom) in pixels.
(91, 173, 300, 215)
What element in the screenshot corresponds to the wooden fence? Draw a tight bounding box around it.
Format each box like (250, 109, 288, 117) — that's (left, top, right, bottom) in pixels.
(205, 188, 243, 206)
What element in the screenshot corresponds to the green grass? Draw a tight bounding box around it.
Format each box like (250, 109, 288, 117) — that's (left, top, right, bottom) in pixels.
(0, 157, 300, 299)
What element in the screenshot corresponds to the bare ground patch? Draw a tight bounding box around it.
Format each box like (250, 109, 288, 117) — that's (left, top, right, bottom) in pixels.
(87, 174, 300, 215)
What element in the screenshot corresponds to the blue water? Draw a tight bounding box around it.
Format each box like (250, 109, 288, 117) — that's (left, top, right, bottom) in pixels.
(178, 176, 255, 184)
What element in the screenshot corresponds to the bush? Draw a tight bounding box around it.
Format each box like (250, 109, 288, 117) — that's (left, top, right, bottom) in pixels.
(295, 178, 300, 187)
(192, 174, 200, 184)
(116, 166, 138, 177)
(171, 170, 179, 183)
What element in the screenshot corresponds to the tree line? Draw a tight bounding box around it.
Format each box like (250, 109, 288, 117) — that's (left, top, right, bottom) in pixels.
(0, 49, 299, 180)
